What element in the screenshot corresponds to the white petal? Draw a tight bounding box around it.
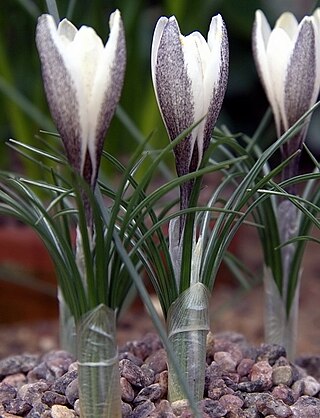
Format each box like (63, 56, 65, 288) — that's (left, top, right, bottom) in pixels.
(57, 18, 77, 42)
(253, 10, 282, 131)
(267, 27, 292, 131)
(312, 8, 320, 99)
(181, 31, 207, 149)
(275, 12, 298, 39)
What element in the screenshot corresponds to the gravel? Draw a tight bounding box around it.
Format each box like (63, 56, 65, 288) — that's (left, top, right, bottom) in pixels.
(0, 331, 319, 417)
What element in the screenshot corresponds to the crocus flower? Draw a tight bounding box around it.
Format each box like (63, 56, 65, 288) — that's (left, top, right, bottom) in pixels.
(36, 10, 126, 188)
(151, 15, 229, 209)
(252, 9, 320, 180)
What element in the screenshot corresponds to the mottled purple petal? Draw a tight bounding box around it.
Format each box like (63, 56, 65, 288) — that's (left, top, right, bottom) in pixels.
(91, 16, 126, 187)
(155, 17, 195, 178)
(284, 19, 315, 138)
(36, 15, 82, 174)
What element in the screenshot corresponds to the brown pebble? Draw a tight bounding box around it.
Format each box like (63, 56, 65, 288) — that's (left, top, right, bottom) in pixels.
(237, 358, 255, 377)
(120, 377, 135, 403)
(144, 348, 167, 374)
(250, 360, 273, 390)
(119, 359, 148, 388)
(214, 351, 237, 372)
(42, 390, 68, 407)
(219, 394, 244, 412)
(2, 373, 26, 389)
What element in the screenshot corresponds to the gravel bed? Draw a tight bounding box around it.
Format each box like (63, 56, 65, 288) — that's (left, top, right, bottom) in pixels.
(0, 331, 319, 417)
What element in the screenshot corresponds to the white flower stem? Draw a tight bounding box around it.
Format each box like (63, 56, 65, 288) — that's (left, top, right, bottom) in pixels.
(77, 304, 121, 418)
(264, 199, 300, 360)
(167, 283, 210, 402)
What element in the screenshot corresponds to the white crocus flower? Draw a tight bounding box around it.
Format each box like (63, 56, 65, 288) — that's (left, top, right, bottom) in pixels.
(151, 15, 228, 209)
(253, 9, 320, 172)
(36, 10, 126, 188)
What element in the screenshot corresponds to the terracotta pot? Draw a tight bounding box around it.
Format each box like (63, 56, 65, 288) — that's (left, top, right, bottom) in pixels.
(0, 225, 58, 323)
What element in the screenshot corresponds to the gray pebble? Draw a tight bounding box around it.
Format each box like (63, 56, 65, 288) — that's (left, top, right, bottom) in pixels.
(43, 350, 75, 378)
(0, 382, 17, 403)
(18, 381, 49, 405)
(301, 376, 320, 396)
(27, 362, 55, 383)
(51, 370, 77, 395)
(65, 378, 79, 406)
(256, 393, 292, 417)
(131, 399, 156, 418)
(134, 383, 164, 404)
(121, 400, 132, 417)
(25, 401, 50, 417)
(3, 397, 32, 415)
(291, 395, 320, 418)
(42, 390, 68, 407)
(257, 344, 286, 365)
(0, 355, 39, 377)
(73, 399, 80, 415)
(200, 398, 228, 417)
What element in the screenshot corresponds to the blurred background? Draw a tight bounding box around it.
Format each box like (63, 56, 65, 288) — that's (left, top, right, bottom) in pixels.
(0, 0, 319, 355)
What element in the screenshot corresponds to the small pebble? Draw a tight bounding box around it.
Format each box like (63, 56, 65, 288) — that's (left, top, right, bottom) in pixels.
(250, 360, 273, 390)
(3, 397, 32, 415)
(0, 355, 39, 377)
(51, 404, 76, 418)
(219, 393, 244, 412)
(257, 344, 286, 365)
(237, 358, 255, 377)
(144, 348, 167, 374)
(120, 377, 135, 402)
(134, 383, 164, 404)
(214, 351, 238, 372)
(2, 373, 26, 388)
(18, 381, 49, 405)
(42, 390, 67, 407)
(119, 359, 149, 388)
(200, 398, 227, 417)
(0, 382, 17, 403)
(131, 399, 155, 418)
(51, 370, 77, 395)
(272, 365, 293, 386)
(256, 393, 292, 417)
(65, 378, 79, 406)
(291, 395, 320, 418)
(43, 351, 75, 378)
